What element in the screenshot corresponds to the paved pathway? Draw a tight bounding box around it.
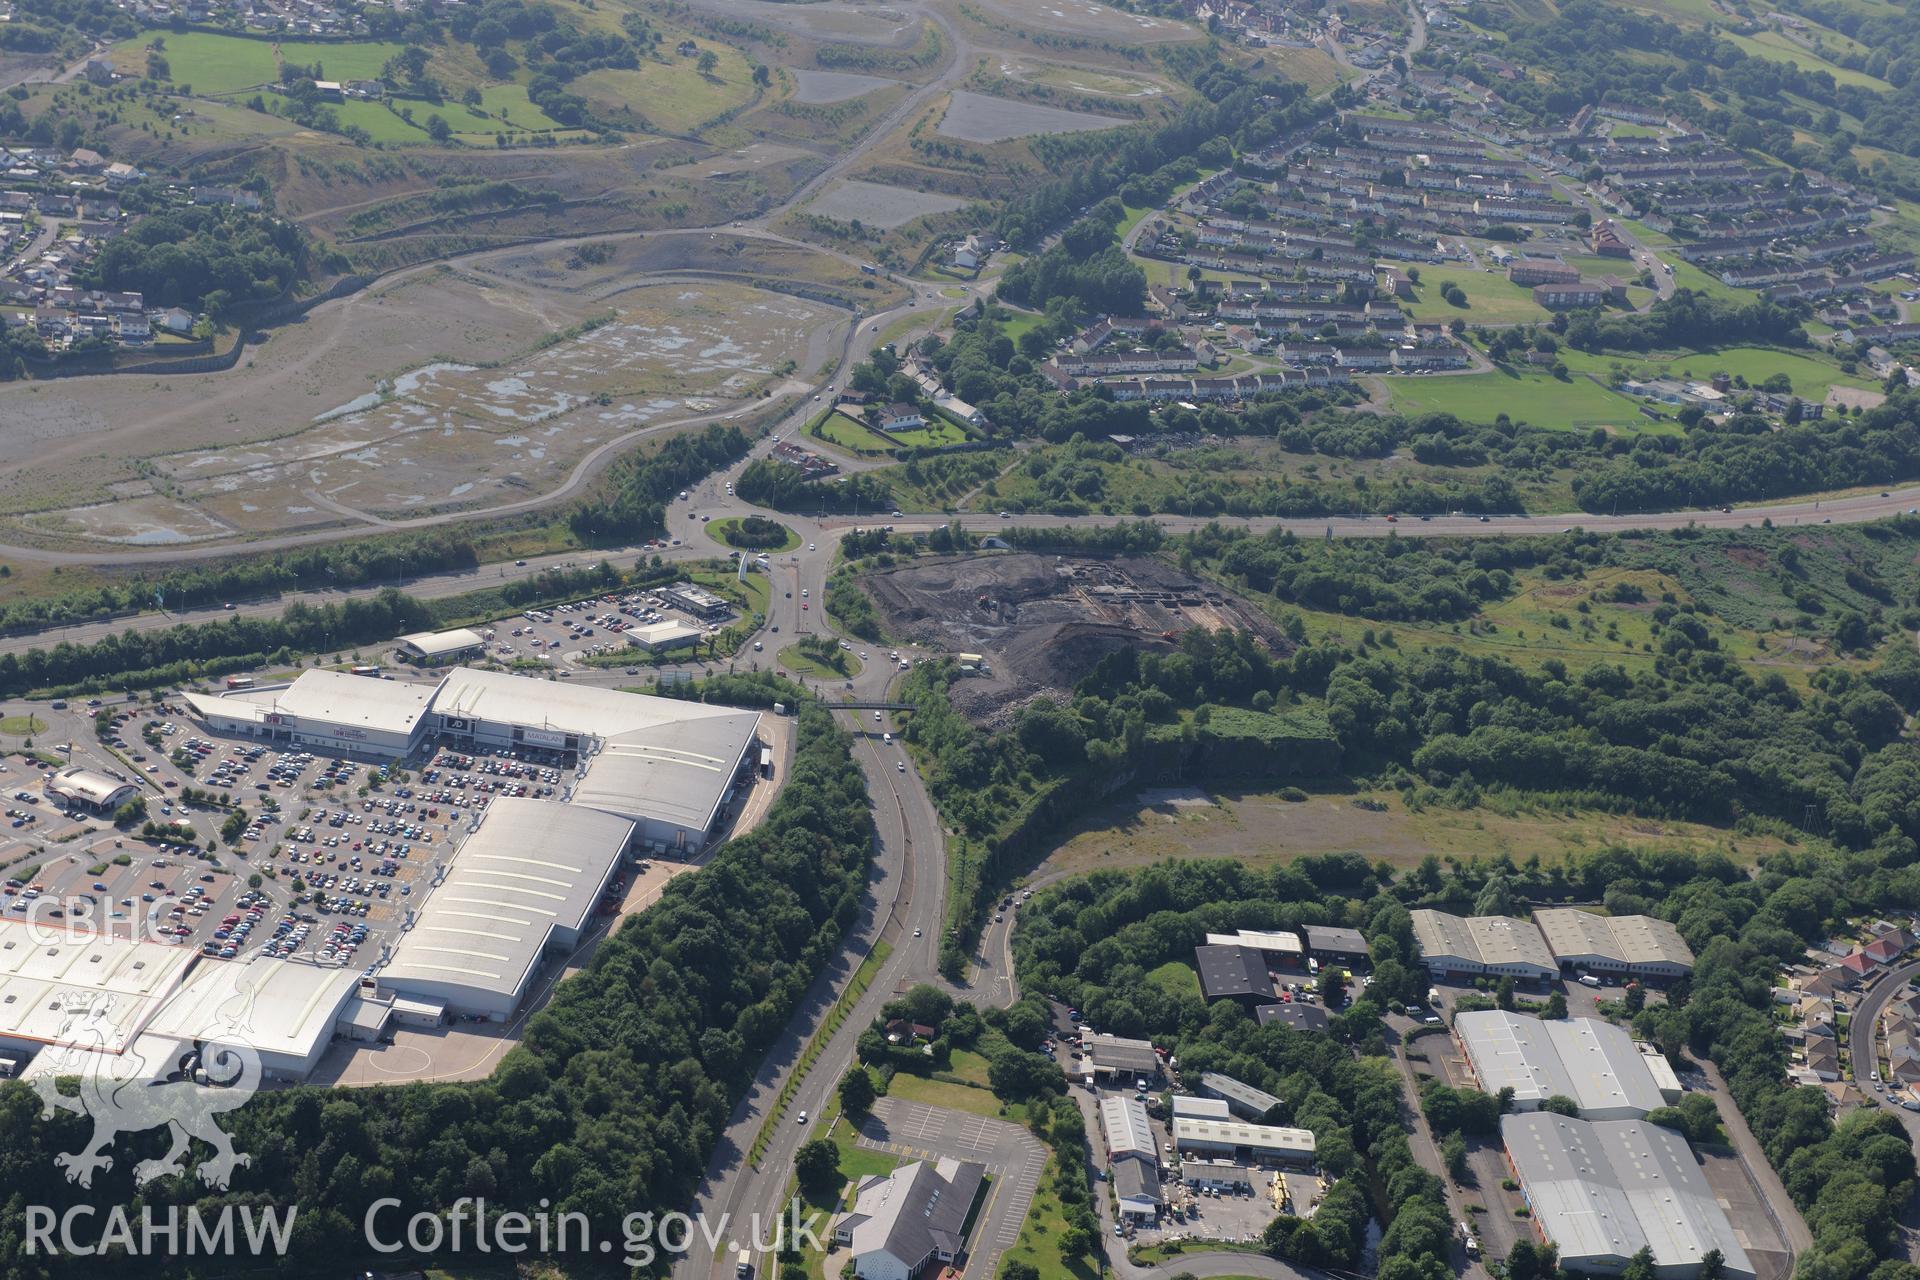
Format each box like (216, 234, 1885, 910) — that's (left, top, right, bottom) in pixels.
(854, 1098, 1047, 1280)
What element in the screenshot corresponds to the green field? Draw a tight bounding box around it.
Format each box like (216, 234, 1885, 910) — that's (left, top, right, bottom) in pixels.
(114, 31, 404, 95)
(779, 643, 861, 681)
(1722, 31, 1891, 90)
(1555, 345, 1877, 401)
(1385, 368, 1667, 431)
(891, 417, 972, 448)
(573, 44, 757, 135)
(0, 716, 45, 735)
(1390, 262, 1552, 325)
(885, 1073, 1005, 1117)
(811, 411, 896, 456)
(465, 84, 566, 132)
(261, 92, 431, 142)
(1146, 960, 1201, 998)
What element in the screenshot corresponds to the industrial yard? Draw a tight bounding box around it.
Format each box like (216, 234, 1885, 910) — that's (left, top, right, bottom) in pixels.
(863, 554, 1287, 725)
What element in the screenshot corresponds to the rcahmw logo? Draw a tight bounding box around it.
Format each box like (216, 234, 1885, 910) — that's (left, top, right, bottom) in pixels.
(25, 1204, 297, 1258)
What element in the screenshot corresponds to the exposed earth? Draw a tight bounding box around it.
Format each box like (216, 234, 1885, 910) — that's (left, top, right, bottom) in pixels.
(864, 553, 1287, 725)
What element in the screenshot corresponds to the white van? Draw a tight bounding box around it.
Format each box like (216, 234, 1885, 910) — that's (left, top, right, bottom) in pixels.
(1577, 972, 1602, 988)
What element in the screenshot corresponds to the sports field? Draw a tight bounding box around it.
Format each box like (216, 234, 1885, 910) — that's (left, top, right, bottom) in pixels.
(114, 31, 403, 95)
(1385, 368, 1664, 432)
(1555, 345, 1878, 401)
(1390, 262, 1552, 325)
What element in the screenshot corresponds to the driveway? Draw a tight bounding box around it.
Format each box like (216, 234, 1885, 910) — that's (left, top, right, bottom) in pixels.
(855, 1098, 1047, 1279)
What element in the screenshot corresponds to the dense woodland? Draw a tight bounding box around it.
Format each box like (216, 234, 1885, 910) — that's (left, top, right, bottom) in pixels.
(0, 701, 875, 1277)
(80, 205, 310, 314)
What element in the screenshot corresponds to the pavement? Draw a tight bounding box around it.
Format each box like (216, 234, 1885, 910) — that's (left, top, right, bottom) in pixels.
(1693, 1058, 1813, 1261)
(1385, 1018, 1491, 1280)
(854, 1098, 1047, 1280)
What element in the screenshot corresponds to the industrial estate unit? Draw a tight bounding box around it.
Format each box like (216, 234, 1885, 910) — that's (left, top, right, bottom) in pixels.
(1413, 909, 1694, 982)
(1503, 1112, 1757, 1280)
(1453, 1010, 1679, 1118)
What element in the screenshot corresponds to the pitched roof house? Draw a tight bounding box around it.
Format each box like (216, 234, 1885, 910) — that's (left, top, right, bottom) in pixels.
(835, 1158, 985, 1280)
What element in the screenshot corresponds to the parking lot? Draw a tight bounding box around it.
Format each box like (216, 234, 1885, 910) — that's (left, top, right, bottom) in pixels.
(1, 692, 622, 979)
(475, 583, 743, 673)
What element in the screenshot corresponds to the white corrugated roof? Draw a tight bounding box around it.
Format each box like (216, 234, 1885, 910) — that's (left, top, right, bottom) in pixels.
(0, 921, 198, 1053)
(1102, 1096, 1155, 1157)
(147, 958, 358, 1062)
(381, 797, 633, 1004)
(1172, 1117, 1316, 1155)
(399, 628, 485, 657)
(1456, 1011, 1666, 1116)
(1503, 1113, 1754, 1279)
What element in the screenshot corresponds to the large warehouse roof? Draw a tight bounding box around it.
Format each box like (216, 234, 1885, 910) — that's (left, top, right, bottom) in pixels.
(1503, 1113, 1755, 1280)
(1535, 909, 1696, 972)
(188, 669, 439, 736)
(0, 922, 197, 1052)
(432, 666, 735, 739)
(1455, 1011, 1667, 1117)
(382, 797, 634, 1005)
(433, 668, 760, 831)
(574, 710, 762, 833)
(1411, 909, 1557, 973)
(147, 957, 359, 1066)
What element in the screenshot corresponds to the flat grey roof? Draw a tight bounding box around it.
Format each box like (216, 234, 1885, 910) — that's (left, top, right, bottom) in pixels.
(1502, 1113, 1755, 1279)
(382, 797, 633, 1003)
(1303, 924, 1370, 955)
(1198, 1070, 1281, 1118)
(1257, 1003, 1330, 1033)
(1113, 1154, 1162, 1204)
(1089, 1033, 1159, 1073)
(1195, 944, 1274, 1001)
(1456, 1011, 1666, 1116)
